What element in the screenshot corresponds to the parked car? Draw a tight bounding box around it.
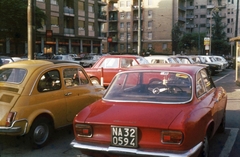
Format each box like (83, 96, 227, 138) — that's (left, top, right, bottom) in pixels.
(84, 55, 149, 87)
(0, 60, 105, 148)
(0, 56, 14, 66)
(70, 64, 227, 157)
(212, 55, 229, 69)
(198, 55, 226, 71)
(190, 55, 222, 75)
(144, 55, 177, 64)
(80, 54, 103, 67)
(51, 54, 80, 64)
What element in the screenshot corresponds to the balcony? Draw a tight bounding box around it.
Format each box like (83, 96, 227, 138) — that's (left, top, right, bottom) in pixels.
(186, 24, 195, 28)
(98, 0, 107, 6)
(186, 6, 194, 10)
(64, 6, 74, 16)
(64, 28, 75, 36)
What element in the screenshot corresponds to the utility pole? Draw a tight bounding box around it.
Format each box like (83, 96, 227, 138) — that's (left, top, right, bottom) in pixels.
(27, 0, 35, 60)
(137, 0, 141, 56)
(235, 0, 239, 37)
(127, 23, 128, 53)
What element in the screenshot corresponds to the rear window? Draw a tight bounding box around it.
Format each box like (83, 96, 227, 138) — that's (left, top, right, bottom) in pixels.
(0, 68, 27, 84)
(104, 71, 192, 103)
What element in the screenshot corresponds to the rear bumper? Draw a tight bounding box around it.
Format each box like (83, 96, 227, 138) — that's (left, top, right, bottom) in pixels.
(70, 139, 202, 157)
(0, 119, 28, 135)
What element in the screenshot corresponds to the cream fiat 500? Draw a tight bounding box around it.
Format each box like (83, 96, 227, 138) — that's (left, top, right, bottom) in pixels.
(0, 60, 105, 148)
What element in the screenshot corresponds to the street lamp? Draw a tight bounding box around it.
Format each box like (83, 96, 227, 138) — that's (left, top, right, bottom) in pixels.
(209, 7, 219, 55)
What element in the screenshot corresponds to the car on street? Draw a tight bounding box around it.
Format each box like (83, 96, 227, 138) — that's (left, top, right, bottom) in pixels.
(144, 55, 177, 64)
(212, 55, 229, 69)
(70, 64, 227, 157)
(51, 54, 81, 64)
(79, 54, 103, 67)
(0, 56, 15, 66)
(190, 55, 222, 75)
(84, 55, 149, 87)
(0, 60, 105, 148)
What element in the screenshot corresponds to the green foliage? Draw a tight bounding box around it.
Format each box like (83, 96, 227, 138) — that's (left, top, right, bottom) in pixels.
(0, 0, 46, 40)
(211, 11, 229, 55)
(171, 23, 182, 53)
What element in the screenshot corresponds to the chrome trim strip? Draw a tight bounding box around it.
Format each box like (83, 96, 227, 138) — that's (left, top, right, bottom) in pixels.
(70, 140, 202, 157)
(0, 119, 28, 135)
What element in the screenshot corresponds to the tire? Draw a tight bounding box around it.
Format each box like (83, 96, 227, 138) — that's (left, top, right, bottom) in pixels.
(28, 117, 53, 148)
(90, 77, 100, 85)
(200, 135, 209, 157)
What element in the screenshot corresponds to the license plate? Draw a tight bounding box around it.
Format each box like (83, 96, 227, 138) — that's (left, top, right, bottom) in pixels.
(111, 126, 138, 148)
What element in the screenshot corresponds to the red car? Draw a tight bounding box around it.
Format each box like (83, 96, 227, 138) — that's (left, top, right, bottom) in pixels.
(84, 55, 149, 87)
(70, 64, 227, 157)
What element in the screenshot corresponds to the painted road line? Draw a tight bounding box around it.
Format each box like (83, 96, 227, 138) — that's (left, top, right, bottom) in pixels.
(219, 128, 239, 157)
(214, 73, 230, 83)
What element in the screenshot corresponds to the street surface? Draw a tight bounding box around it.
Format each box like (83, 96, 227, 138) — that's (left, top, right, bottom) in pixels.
(0, 68, 240, 157)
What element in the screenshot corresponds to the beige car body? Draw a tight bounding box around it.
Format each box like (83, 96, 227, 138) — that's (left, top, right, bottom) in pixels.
(0, 60, 105, 147)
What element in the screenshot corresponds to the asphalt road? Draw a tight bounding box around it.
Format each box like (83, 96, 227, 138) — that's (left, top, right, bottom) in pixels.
(0, 68, 240, 157)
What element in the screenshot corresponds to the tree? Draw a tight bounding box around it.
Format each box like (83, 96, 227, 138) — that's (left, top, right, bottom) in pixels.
(0, 0, 46, 54)
(211, 11, 229, 55)
(171, 22, 182, 54)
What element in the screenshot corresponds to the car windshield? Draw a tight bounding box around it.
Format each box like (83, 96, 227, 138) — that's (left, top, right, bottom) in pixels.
(0, 68, 27, 84)
(136, 56, 149, 64)
(104, 71, 192, 103)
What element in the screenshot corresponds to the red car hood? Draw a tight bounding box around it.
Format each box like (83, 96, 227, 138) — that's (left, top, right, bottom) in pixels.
(82, 100, 185, 129)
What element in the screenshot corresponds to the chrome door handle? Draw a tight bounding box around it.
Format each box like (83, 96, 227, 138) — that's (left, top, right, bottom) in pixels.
(65, 92, 72, 96)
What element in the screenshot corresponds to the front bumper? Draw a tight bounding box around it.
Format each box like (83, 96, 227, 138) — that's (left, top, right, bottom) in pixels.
(70, 139, 202, 157)
(0, 119, 28, 135)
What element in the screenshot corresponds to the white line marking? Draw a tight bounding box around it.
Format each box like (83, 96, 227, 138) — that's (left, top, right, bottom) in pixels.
(219, 128, 239, 157)
(214, 74, 230, 83)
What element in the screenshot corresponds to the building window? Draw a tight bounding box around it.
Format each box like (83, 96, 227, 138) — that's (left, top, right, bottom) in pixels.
(148, 21, 152, 28)
(120, 44, 125, 50)
(126, 1, 130, 7)
(148, 43, 152, 49)
(37, 0, 45, 2)
(78, 1, 85, 11)
(148, 0, 153, 6)
(148, 32, 152, 39)
(162, 43, 167, 50)
(120, 1, 125, 7)
(88, 4, 93, 12)
(200, 15, 206, 18)
(88, 22, 94, 31)
(148, 10, 152, 17)
(127, 22, 130, 28)
(120, 33, 124, 40)
(51, 0, 58, 5)
(51, 16, 59, 26)
(78, 20, 85, 29)
(126, 12, 131, 19)
(120, 12, 124, 19)
(195, 6, 198, 9)
(200, 5, 206, 9)
(120, 22, 124, 28)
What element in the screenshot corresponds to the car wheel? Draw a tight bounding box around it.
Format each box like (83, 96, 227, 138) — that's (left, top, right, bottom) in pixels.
(217, 112, 226, 133)
(29, 117, 53, 148)
(200, 135, 209, 157)
(90, 77, 100, 85)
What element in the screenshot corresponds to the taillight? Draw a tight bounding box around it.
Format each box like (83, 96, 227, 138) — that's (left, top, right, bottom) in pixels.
(75, 124, 92, 137)
(161, 130, 183, 144)
(6, 112, 16, 127)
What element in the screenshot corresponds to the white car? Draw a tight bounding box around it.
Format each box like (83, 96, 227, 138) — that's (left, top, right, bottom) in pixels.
(144, 55, 177, 64)
(212, 56, 229, 69)
(198, 55, 224, 71)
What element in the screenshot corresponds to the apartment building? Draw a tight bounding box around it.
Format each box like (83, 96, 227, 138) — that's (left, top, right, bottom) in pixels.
(103, 0, 238, 55)
(35, 0, 107, 55)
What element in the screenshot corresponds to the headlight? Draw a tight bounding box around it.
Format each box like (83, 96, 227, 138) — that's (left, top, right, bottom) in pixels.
(161, 130, 183, 144)
(75, 124, 93, 137)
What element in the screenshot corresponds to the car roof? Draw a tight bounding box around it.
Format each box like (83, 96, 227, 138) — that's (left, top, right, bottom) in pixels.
(0, 60, 79, 69)
(126, 63, 203, 75)
(100, 55, 141, 58)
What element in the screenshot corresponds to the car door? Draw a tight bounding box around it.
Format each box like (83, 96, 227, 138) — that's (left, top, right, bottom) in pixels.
(62, 67, 96, 122)
(98, 58, 121, 85)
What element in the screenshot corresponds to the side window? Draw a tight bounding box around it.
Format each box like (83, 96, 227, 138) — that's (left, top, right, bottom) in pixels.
(121, 58, 134, 67)
(63, 68, 89, 87)
(37, 70, 61, 92)
(99, 58, 119, 68)
(200, 69, 214, 91)
(196, 71, 206, 97)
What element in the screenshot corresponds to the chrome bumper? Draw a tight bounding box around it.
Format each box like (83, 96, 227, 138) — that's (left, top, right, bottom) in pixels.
(0, 119, 28, 135)
(70, 139, 202, 157)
